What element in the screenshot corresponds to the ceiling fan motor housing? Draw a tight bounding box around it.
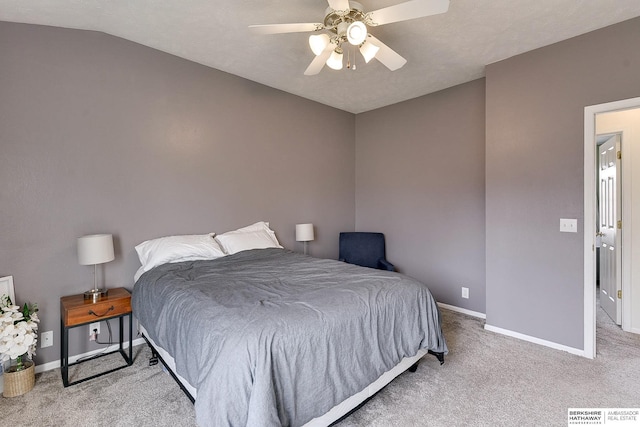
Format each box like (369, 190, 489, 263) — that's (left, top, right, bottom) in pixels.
(324, 1, 369, 46)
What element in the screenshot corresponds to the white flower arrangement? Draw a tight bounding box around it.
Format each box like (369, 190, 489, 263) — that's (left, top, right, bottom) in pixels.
(0, 294, 39, 371)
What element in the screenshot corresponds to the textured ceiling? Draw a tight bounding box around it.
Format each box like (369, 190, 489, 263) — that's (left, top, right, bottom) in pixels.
(2, 0, 640, 113)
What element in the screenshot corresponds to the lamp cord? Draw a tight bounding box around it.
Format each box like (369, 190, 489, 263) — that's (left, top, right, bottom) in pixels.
(75, 320, 114, 362)
(94, 320, 113, 345)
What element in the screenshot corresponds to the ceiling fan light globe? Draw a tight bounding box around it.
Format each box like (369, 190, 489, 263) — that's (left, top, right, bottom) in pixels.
(360, 40, 380, 63)
(326, 50, 344, 70)
(346, 21, 367, 45)
(309, 34, 330, 56)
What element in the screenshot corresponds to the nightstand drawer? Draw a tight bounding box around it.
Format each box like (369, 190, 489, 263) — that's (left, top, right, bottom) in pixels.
(60, 288, 131, 327)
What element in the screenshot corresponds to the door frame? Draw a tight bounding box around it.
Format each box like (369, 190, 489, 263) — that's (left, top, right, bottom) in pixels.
(584, 96, 640, 359)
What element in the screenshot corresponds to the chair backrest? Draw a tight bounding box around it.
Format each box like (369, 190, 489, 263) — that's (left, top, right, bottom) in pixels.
(339, 232, 387, 269)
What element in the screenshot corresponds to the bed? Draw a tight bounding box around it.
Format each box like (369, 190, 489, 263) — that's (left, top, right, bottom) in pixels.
(132, 247, 447, 426)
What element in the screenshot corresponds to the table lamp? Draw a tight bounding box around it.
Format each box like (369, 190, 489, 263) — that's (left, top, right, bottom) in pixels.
(295, 224, 315, 255)
(78, 234, 114, 302)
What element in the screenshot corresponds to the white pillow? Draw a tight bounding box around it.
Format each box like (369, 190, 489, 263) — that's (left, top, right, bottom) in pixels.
(215, 222, 282, 255)
(135, 233, 225, 274)
(235, 221, 270, 233)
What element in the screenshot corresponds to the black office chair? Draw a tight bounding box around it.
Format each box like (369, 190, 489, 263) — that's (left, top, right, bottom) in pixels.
(339, 232, 394, 271)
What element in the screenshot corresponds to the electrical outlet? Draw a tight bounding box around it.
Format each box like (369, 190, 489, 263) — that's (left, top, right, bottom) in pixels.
(41, 330, 53, 348)
(462, 287, 469, 299)
(89, 322, 100, 341)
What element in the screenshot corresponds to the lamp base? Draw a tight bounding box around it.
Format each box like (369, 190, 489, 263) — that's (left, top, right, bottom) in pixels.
(84, 288, 108, 303)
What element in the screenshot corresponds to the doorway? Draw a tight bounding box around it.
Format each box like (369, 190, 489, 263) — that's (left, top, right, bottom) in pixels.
(584, 97, 640, 359)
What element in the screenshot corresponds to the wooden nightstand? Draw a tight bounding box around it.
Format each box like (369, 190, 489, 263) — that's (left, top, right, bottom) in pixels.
(60, 287, 133, 386)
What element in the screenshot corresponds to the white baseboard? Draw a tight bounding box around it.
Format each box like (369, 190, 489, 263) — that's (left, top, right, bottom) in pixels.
(436, 303, 586, 357)
(484, 324, 585, 357)
(34, 337, 146, 374)
(626, 326, 640, 335)
(438, 302, 486, 319)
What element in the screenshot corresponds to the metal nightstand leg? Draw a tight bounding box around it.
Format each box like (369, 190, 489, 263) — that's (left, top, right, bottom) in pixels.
(61, 319, 70, 387)
(117, 313, 134, 365)
(128, 312, 133, 364)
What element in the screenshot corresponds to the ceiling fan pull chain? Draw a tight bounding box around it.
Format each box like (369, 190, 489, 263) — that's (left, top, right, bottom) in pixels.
(352, 45, 357, 70)
(346, 46, 357, 70)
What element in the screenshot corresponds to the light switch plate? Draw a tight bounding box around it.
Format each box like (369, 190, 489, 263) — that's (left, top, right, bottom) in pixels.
(560, 218, 578, 233)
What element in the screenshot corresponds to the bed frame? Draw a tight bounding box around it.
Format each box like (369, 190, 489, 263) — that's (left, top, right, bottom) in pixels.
(139, 325, 444, 426)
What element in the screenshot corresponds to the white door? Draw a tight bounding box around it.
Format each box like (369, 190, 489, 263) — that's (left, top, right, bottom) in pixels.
(598, 134, 622, 325)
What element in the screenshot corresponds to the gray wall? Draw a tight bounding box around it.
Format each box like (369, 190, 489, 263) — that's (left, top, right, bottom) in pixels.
(485, 17, 640, 349)
(4, 14, 640, 366)
(355, 80, 486, 313)
(0, 22, 355, 364)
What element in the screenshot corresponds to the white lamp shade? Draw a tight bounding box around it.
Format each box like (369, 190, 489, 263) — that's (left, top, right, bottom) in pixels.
(347, 21, 367, 45)
(78, 234, 115, 265)
(309, 33, 330, 56)
(295, 224, 315, 242)
(360, 40, 380, 63)
(326, 50, 343, 70)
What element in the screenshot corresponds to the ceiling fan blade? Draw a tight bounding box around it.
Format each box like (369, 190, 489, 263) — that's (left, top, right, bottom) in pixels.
(368, 0, 449, 26)
(304, 44, 335, 76)
(249, 23, 322, 35)
(327, 0, 350, 11)
(367, 35, 407, 71)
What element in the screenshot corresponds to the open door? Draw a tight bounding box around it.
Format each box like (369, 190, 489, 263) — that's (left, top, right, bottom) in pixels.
(597, 134, 622, 325)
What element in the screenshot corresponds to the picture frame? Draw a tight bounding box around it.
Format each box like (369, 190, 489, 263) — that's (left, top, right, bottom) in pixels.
(0, 275, 15, 305)
(0, 275, 13, 389)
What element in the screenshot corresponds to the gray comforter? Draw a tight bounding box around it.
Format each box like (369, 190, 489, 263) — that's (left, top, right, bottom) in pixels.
(132, 248, 447, 427)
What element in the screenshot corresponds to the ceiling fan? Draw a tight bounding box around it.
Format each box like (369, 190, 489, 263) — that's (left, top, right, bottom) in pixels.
(249, 0, 450, 75)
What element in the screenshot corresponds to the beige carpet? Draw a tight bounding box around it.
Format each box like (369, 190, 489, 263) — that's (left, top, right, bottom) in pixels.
(2, 307, 639, 426)
(337, 307, 640, 426)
